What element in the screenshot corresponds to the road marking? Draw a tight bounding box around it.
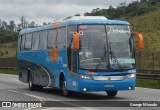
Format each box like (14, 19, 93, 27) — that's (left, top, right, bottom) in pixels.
(8, 90, 21, 94)
(8, 89, 96, 110)
(12, 79, 20, 82)
(22, 93, 48, 110)
(22, 93, 96, 110)
(22, 93, 47, 101)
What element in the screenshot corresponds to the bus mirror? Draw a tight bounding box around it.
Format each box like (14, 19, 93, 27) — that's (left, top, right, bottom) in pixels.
(133, 32, 144, 51)
(73, 32, 80, 51)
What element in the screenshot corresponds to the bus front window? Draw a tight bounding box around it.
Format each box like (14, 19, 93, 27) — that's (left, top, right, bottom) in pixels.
(106, 25, 135, 70)
(79, 25, 135, 71)
(79, 25, 108, 70)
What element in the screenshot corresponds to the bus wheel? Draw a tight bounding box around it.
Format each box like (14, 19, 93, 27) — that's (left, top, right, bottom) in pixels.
(28, 73, 35, 91)
(106, 91, 117, 97)
(62, 78, 70, 97)
(28, 73, 43, 91)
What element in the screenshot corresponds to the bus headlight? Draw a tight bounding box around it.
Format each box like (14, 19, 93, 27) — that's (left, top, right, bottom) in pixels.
(126, 73, 135, 79)
(78, 74, 92, 80)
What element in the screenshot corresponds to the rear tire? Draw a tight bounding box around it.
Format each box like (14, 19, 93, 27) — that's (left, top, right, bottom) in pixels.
(106, 91, 117, 97)
(28, 73, 43, 91)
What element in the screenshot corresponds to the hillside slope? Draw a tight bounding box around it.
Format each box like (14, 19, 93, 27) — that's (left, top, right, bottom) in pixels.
(129, 9, 160, 51)
(0, 42, 17, 58)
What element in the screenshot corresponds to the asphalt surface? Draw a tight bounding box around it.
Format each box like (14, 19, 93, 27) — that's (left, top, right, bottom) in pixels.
(0, 73, 159, 110)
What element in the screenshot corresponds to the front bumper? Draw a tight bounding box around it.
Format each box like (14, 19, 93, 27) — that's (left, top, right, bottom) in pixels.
(75, 77, 135, 92)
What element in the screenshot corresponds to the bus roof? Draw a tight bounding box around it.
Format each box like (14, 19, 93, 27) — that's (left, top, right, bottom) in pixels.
(19, 16, 130, 35)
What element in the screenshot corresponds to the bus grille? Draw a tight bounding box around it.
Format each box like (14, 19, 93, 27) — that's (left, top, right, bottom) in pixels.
(92, 75, 125, 81)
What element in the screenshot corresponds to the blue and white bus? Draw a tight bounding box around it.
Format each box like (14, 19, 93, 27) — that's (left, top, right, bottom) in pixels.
(18, 16, 143, 97)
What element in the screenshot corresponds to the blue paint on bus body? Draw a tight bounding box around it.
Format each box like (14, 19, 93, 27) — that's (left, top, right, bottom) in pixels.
(18, 17, 135, 93)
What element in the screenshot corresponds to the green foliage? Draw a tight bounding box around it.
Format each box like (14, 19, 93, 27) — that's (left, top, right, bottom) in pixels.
(0, 32, 18, 43)
(129, 9, 160, 52)
(0, 42, 17, 58)
(0, 69, 18, 75)
(84, 0, 160, 20)
(137, 79, 160, 89)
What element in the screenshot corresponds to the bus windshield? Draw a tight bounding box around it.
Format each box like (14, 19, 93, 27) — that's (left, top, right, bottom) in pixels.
(79, 25, 135, 71)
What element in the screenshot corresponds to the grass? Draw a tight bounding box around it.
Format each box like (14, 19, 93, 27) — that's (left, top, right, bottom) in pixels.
(129, 9, 160, 52)
(136, 79, 160, 89)
(0, 69, 18, 75)
(0, 42, 17, 58)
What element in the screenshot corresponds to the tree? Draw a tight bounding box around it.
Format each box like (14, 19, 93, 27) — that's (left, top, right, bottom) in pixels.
(0, 21, 8, 32)
(74, 14, 81, 16)
(118, 2, 127, 7)
(48, 22, 51, 25)
(43, 22, 47, 25)
(109, 5, 114, 9)
(8, 20, 15, 32)
(29, 21, 36, 28)
(140, 0, 148, 2)
(84, 12, 90, 16)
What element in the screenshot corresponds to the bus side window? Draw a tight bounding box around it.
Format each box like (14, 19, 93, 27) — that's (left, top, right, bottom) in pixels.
(39, 31, 48, 50)
(32, 32, 40, 50)
(24, 33, 32, 51)
(57, 27, 66, 49)
(47, 30, 56, 49)
(20, 35, 25, 51)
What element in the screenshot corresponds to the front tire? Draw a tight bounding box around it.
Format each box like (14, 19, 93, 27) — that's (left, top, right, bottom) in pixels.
(106, 91, 118, 97)
(61, 77, 70, 97)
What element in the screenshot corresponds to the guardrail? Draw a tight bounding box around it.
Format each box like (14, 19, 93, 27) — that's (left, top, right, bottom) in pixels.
(0, 57, 18, 68)
(0, 67, 18, 70)
(136, 72, 160, 80)
(136, 70, 160, 80)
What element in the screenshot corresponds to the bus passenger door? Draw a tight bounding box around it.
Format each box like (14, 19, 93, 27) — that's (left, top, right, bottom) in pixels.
(67, 26, 77, 73)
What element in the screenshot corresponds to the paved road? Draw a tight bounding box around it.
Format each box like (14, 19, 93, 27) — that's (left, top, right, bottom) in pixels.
(0, 73, 159, 110)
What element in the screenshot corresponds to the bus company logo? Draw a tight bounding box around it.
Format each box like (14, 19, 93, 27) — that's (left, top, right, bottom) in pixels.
(2, 102, 11, 107)
(49, 49, 59, 63)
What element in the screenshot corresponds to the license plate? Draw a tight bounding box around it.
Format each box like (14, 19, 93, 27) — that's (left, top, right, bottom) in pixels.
(104, 84, 114, 88)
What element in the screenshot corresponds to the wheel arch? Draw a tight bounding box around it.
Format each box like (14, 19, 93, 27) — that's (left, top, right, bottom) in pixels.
(27, 68, 31, 83)
(59, 72, 65, 89)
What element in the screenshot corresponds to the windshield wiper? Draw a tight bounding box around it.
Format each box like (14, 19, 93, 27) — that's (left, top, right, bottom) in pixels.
(109, 43, 124, 71)
(95, 43, 107, 69)
(129, 34, 134, 52)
